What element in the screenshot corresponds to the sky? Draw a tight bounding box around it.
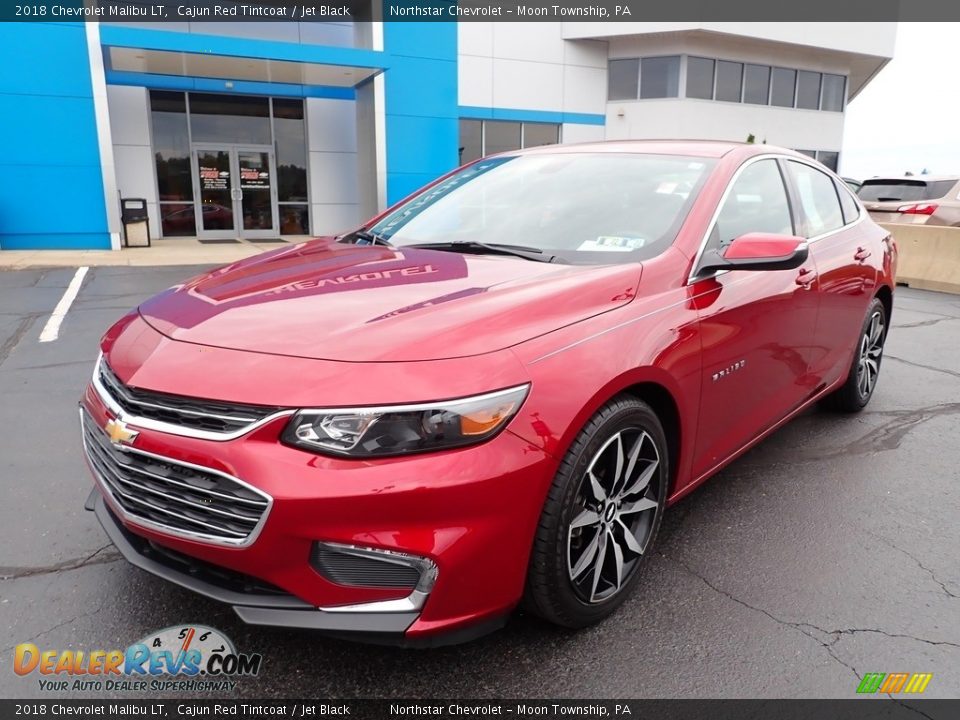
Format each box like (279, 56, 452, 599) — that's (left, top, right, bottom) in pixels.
(841, 23, 959, 180)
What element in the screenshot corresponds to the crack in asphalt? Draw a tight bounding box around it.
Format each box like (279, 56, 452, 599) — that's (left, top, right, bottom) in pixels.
(7, 359, 94, 372)
(889, 698, 938, 720)
(885, 354, 960, 381)
(671, 558, 862, 682)
(895, 316, 958, 329)
(0, 544, 121, 581)
(672, 558, 960, 690)
(1, 602, 106, 656)
(866, 532, 959, 600)
(0, 313, 40, 367)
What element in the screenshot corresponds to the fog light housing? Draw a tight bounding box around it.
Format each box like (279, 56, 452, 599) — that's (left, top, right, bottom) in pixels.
(310, 542, 438, 593)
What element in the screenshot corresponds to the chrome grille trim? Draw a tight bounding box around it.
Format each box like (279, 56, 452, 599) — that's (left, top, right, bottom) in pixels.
(80, 408, 272, 547)
(92, 354, 295, 441)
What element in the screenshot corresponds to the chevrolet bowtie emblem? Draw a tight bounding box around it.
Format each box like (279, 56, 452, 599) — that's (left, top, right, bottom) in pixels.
(105, 418, 139, 446)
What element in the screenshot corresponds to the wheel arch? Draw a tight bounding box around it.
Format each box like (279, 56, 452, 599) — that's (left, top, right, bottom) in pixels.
(532, 368, 691, 498)
(618, 382, 682, 496)
(874, 284, 893, 325)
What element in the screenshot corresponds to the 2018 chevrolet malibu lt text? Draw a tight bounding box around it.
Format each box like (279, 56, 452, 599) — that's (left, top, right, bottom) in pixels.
(81, 141, 896, 645)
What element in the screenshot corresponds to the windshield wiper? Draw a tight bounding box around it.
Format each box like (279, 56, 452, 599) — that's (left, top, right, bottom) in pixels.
(350, 229, 392, 247)
(408, 241, 557, 263)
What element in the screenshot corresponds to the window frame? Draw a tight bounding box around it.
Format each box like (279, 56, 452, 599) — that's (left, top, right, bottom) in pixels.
(769, 66, 798, 108)
(705, 158, 796, 255)
(687, 154, 866, 284)
(796, 70, 823, 110)
(607, 57, 641, 101)
(782, 158, 849, 240)
(742, 63, 772, 105)
(833, 176, 862, 225)
(639, 55, 682, 99)
(686, 56, 716, 100)
(714, 60, 745, 103)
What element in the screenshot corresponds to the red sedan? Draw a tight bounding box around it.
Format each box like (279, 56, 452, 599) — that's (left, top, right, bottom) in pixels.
(81, 141, 896, 645)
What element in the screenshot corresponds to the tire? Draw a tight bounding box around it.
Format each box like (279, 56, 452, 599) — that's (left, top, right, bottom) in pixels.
(524, 396, 669, 628)
(822, 297, 887, 413)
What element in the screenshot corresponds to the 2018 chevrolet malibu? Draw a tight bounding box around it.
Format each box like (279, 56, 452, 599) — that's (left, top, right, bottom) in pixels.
(81, 141, 896, 645)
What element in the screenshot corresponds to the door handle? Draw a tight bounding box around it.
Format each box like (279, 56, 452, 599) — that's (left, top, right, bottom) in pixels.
(854, 247, 871, 262)
(795, 267, 817, 288)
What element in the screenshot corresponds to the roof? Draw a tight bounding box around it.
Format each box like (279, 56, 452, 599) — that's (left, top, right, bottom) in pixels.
(515, 139, 795, 159)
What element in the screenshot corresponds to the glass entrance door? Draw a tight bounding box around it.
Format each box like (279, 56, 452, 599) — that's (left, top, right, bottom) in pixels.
(195, 148, 236, 238)
(236, 149, 277, 237)
(193, 145, 278, 240)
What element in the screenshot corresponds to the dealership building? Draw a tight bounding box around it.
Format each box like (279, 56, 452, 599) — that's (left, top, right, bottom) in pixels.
(0, 17, 896, 251)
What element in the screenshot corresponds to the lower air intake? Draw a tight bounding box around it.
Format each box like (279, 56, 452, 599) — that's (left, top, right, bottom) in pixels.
(311, 542, 429, 590)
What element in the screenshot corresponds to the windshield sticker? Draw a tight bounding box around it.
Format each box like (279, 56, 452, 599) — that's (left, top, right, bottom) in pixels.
(577, 236, 646, 252)
(655, 182, 678, 194)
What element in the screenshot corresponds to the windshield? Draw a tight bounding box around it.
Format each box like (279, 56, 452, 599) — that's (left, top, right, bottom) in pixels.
(363, 153, 716, 264)
(858, 179, 957, 202)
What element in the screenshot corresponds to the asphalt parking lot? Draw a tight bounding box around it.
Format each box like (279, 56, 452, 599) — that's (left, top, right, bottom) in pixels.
(0, 265, 958, 700)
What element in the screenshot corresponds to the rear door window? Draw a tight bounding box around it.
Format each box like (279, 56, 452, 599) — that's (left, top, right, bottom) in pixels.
(787, 161, 844, 237)
(835, 179, 860, 225)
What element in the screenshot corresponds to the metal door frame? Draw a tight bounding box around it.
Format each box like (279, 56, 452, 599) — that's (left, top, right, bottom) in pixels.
(191, 143, 279, 240)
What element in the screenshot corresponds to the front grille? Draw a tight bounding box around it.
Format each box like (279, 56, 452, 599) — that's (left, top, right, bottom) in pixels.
(311, 543, 423, 589)
(81, 409, 270, 544)
(97, 360, 282, 434)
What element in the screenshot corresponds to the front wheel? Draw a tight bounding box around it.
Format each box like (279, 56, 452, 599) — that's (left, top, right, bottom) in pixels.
(524, 396, 668, 628)
(823, 297, 887, 412)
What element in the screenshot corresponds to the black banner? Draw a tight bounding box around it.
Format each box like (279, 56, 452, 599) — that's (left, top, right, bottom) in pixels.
(2, 700, 959, 720)
(4, 0, 960, 23)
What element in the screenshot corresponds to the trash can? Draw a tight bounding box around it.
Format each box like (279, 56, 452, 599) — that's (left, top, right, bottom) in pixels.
(121, 198, 151, 248)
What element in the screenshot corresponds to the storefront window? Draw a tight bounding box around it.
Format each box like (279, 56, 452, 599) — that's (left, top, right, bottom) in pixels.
(189, 93, 271, 144)
(484, 121, 522, 156)
(279, 204, 310, 235)
(523, 123, 560, 148)
(150, 91, 193, 202)
(459, 119, 482, 164)
(158, 203, 196, 237)
(273, 98, 308, 203)
(148, 90, 310, 238)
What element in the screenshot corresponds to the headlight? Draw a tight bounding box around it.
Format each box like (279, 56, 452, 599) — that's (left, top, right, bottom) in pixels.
(281, 385, 530, 458)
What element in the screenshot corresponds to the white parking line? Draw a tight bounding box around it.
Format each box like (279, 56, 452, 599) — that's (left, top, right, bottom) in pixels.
(39, 267, 89, 343)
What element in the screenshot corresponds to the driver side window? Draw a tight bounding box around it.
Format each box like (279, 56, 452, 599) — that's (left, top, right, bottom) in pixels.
(712, 160, 794, 250)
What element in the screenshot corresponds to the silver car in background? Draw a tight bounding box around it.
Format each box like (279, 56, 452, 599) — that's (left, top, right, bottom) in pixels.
(858, 176, 960, 226)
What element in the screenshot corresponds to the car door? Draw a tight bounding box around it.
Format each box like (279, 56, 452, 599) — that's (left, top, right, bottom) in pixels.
(784, 160, 877, 388)
(689, 158, 820, 480)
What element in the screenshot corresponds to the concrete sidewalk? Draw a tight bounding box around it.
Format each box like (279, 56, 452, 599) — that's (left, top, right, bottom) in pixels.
(0, 236, 298, 269)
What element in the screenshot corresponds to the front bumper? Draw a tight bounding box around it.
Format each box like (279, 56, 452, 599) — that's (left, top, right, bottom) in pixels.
(87, 489, 441, 638)
(81, 379, 557, 644)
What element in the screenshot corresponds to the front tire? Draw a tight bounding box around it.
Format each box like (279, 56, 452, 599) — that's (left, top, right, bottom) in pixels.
(823, 297, 887, 413)
(524, 396, 668, 628)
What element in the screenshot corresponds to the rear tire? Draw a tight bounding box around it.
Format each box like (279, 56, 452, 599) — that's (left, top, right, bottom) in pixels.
(822, 297, 887, 413)
(524, 396, 668, 628)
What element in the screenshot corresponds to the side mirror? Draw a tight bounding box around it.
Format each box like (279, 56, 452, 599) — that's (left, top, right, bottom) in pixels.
(696, 233, 809, 277)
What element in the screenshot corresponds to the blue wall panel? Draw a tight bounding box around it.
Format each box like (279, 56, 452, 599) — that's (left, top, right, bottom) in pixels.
(382, 23, 459, 205)
(0, 22, 109, 250)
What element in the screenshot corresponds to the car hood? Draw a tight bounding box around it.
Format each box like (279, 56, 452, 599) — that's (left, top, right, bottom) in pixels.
(138, 238, 642, 362)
